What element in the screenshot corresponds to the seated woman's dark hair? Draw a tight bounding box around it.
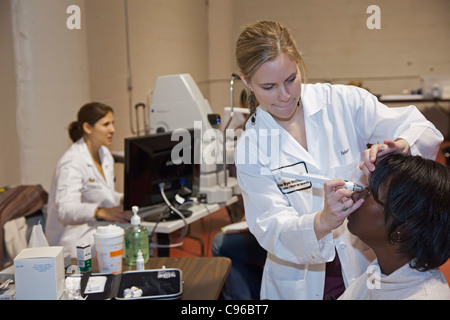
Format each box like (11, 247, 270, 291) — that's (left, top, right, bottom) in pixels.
(68, 102, 113, 142)
(369, 153, 450, 271)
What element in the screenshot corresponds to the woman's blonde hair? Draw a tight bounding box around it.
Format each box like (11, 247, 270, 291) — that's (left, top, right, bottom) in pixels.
(235, 20, 307, 82)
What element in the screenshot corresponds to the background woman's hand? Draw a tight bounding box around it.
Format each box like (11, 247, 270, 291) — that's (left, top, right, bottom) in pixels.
(314, 179, 364, 240)
(359, 138, 410, 176)
(96, 206, 131, 223)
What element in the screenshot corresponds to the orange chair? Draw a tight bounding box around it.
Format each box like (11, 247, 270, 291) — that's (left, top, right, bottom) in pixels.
(440, 259, 450, 286)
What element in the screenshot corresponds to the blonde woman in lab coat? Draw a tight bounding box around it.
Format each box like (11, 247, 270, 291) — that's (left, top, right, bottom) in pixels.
(234, 21, 443, 300)
(46, 102, 130, 257)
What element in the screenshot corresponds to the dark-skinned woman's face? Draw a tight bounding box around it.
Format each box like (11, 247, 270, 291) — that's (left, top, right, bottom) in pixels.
(347, 185, 389, 246)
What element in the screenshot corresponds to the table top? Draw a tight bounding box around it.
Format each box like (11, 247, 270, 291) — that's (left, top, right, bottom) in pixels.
(71, 256, 231, 300)
(89, 195, 238, 234)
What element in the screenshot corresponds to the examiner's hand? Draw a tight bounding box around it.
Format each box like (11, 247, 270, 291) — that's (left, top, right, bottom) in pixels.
(359, 138, 410, 176)
(96, 206, 131, 223)
(314, 179, 364, 240)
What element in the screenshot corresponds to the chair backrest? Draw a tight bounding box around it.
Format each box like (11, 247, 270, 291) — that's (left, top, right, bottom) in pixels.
(0, 185, 48, 268)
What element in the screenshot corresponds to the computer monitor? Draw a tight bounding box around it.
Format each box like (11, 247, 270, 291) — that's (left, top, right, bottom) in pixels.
(123, 128, 200, 211)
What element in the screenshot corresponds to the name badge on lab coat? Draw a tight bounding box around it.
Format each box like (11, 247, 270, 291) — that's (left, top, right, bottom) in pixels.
(274, 162, 312, 194)
(86, 178, 102, 190)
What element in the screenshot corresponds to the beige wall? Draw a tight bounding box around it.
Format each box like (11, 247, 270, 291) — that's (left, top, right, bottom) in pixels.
(3, 0, 90, 191)
(85, 0, 208, 192)
(227, 0, 450, 96)
(1, 0, 449, 192)
(229, 0, 450, 137)
(0, 0, 20, 188)
(86, 0, 209, 150)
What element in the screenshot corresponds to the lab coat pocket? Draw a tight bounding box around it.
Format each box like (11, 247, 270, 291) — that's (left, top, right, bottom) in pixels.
(82, 179, 105, 203)
(85, 177, 102, 189)
(264, 256, 308, 299)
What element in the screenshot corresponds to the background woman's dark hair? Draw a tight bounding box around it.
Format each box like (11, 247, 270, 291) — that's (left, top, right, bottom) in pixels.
(369, 154, 450, 271)
(68, 102, 113, 142)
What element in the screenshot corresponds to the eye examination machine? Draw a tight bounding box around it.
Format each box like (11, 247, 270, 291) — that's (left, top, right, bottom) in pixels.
(145, 73, 240, 204)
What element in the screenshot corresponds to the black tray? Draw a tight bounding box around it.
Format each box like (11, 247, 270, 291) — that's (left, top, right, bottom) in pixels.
(76, 268, 182, 300)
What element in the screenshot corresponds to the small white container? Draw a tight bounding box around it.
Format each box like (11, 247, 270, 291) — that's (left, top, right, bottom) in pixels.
(94, 225, 124, 274)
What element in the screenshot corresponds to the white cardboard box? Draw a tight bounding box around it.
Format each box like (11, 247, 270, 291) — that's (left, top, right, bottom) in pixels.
(14, 246, 65, 300)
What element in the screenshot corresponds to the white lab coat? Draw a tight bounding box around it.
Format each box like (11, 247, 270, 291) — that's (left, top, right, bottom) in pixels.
(46, 138, 122, 257)
(235, 83, 443, 300)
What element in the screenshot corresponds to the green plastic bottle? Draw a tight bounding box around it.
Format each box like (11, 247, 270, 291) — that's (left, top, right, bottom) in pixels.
(125, 206, 149, 265)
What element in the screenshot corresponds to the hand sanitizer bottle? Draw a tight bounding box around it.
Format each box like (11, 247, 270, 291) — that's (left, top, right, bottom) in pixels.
(125, 206, 149, 265)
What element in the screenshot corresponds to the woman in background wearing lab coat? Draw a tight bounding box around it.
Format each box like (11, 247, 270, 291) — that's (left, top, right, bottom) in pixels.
(234, 21, 443, 299)
(46, 102, 130, 257)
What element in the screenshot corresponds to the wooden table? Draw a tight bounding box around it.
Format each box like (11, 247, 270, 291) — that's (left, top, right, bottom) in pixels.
(71, 256, 231, 300)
